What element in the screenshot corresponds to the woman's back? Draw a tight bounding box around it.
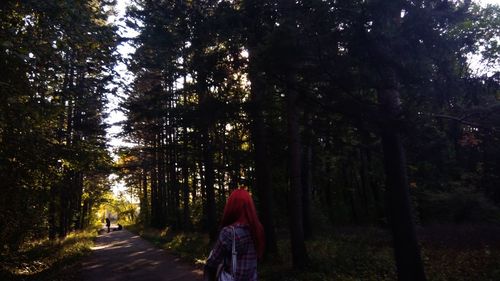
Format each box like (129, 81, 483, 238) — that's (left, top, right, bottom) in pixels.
(206, 224, 257, 281)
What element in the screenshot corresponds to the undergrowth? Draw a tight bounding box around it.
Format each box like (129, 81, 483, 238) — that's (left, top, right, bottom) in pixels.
(126, 223, 210, 266)
(0, 228, 98, 281)
(126, 224, 500, 281)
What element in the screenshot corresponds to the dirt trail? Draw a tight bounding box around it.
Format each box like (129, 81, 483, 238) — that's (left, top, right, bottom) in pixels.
(81, 228, 203, 281)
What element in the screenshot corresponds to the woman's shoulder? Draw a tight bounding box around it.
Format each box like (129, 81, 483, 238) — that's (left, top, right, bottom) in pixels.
(220, 224, 249, 236)
(223, 224, 249, 231)
(218, 226, 234, 241)
(223, 224, 251, 241)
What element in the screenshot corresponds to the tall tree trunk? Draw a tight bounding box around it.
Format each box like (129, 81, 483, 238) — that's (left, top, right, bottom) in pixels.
(247, 59, 278, 255)
(59, 171, 72, 238)
(182, 162, 191, 229)
(198, 159, 206, 210)
(198, 70, 217, 241)
(150, 138, 159, 227)
(49, 184, 57, 240)
(158, 128, 167, 228)
(142, 167, 150, 224)
(60, 63, 75, 238)
(193, 161, 200, 209)
(272, 0, 309, 267)
(301, 112, 313, 239)
(170, 141, 181, 230)
(217, 125, 226, 202)
(243, 0, 279, 253)
(80, 198, 88, 229)
(370, 3, 427, 278)
(377, 72, 426, 281)
(286, 77, 308, 269)
(180, 73, 191, 230)
(202, 126, 217, 241)
(74, 172, 84, 230)
(359, 146, 373, 218)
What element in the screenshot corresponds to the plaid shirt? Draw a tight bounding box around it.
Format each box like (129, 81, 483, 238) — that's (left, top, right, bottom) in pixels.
(206, 224, 258, 281)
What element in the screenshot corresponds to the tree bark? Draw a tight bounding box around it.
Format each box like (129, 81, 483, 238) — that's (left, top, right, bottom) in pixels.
(202, 126, 217, 241)
(48, 184, 57, 240)
(286, 77, 308, 269)
(142, 167, 149, 224)
(181, 75, 192, 230)
(150, 137, 160, 228)
(158, 128, 167, 228)
(197, 69, 217, 241)
(301, 112, 313, 239)
(377, 77, 426, 281)
(244, 0, 279, 256)
(247, 62, 278, 255)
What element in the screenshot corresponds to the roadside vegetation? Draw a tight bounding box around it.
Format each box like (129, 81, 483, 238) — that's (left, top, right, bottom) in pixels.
(0, 226, 99, 281)
(126, 223, 500, 281)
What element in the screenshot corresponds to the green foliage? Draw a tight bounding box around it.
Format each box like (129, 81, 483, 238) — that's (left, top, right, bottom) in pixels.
(112, 196, 139, 225)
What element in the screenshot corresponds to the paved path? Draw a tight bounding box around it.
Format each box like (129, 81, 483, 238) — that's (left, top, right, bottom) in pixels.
(81, 228, 203, 281)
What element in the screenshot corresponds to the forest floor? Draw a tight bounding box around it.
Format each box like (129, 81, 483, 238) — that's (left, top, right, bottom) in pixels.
(0, 228, 96, 281)
(80, 227, 203, 281)
(126, 223, 500, 281)
(3, 223, 499, 280)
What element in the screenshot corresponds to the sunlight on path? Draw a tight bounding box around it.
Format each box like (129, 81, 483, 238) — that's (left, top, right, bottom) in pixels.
(81, 228, 202, 281)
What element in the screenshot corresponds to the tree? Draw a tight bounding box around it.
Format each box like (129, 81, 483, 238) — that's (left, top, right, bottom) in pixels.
(0, 0, 117, 249)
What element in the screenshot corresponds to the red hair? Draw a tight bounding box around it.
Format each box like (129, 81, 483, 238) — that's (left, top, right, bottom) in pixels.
(220, 188, 265, 258)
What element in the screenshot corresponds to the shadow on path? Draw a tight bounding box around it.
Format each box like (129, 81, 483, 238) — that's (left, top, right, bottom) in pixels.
(81, 228, 202, 281)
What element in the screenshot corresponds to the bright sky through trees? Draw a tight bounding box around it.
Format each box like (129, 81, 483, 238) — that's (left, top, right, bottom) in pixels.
(106, 0, 137, 150)
(105, 0, 137, 198)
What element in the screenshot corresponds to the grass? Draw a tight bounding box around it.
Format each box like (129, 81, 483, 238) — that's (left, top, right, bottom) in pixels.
(126, 223, 500, 281)
(0, 228, 98, 281)
(259, 229, 397, 281)
(126, 223, 211, 266)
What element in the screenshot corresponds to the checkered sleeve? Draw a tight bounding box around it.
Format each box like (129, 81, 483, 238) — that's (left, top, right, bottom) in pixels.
(206, 227, 231, 268)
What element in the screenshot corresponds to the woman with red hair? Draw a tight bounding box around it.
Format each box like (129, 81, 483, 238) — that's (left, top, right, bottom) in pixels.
(204, 188, 265, 281)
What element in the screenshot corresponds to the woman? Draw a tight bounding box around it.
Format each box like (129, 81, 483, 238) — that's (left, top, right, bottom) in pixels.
(205, 188, 265, 281)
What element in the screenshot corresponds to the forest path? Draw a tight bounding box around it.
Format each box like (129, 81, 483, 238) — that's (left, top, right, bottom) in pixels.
(81, 227, 203, 281)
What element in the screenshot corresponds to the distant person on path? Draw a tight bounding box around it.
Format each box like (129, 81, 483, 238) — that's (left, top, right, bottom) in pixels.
(204, 188, 265, 281)
(112, 223, 123, 231)
(105, 218, 111, 233)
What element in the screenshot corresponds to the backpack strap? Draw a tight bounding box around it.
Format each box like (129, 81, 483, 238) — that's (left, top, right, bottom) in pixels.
(230, 226, 237, 278)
